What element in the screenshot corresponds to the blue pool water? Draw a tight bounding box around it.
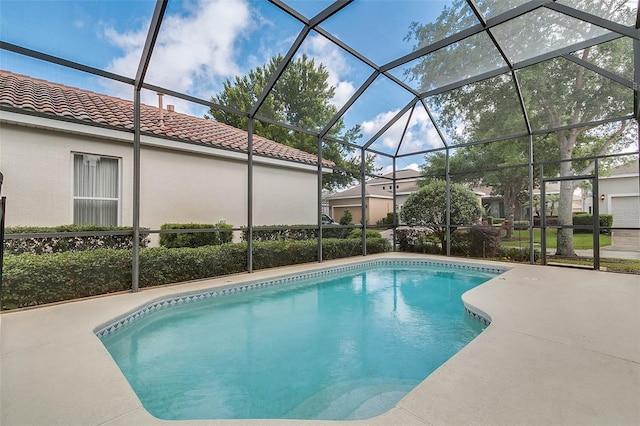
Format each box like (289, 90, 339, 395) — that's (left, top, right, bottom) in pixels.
(99, 262, 500, 420)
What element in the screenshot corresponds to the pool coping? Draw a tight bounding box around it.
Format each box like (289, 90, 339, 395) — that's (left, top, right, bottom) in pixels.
(2, 252, 639, 425)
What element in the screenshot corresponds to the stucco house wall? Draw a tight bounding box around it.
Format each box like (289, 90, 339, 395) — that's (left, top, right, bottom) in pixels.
(328, 195, 393, 225)
(0, 118, 321, 231)
(0, 71, 330, 237)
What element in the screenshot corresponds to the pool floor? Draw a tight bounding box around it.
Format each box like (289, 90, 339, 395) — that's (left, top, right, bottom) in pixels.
(99, 264, 497, 420)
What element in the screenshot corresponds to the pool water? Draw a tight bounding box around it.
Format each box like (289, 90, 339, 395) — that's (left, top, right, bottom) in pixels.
(100, 263, 498, 420)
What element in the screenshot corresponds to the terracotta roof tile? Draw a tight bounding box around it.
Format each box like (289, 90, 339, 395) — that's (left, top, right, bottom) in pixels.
(0, 70, 333, 168)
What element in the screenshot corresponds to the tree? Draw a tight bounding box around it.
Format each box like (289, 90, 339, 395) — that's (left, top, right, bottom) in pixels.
(406, 0, 635, 256)
(208, 54, 375, 190)
(400, 179, 482, 253)
(339, 209, 352, 225)
(420, 139, 550, 239)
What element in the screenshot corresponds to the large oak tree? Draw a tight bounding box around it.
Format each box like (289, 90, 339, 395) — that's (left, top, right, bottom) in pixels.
(406, 0, 635, 256)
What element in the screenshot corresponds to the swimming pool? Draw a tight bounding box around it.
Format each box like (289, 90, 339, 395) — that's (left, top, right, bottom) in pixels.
(97, 259, 504, 420)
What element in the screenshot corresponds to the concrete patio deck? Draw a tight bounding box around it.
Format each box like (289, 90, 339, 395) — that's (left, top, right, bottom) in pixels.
(1, 253, 638, 425)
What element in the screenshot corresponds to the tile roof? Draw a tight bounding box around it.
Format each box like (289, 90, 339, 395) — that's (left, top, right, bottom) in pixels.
(0, 70, 333, 168)
(370, 169, 422, 182)
(609, 159, 639, 176)
(327, 168, 421, 199)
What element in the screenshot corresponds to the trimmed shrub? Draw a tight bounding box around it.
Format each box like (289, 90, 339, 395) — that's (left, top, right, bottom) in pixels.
(600, 214, 613, 228)
(1, 238, 390, 310)
(451, 226, 502, 258)
(513, 220, 530, 229)
(2, 249, 133, 309)
(3, 225, 149, 255)
(241, 225, 351, 241)
(491, 217, 505, 226)
(347, 229, 382, 239)
(497, 246, 540, 262)
(376, 212, 396, 226)
(339, 210, 353, 225)
(159, 223, 233, 248)
(450, 230, 472, 256)
(533, 216, 559, 226)
(396, 228, 429, 251)
(322, 226, 350, 239)
(323, 237, 390, 259)
(242, 226, 316, 242)
(397, 226, 501, 258)
(139, 244, 247, 287)
(572, 213, 614, 233)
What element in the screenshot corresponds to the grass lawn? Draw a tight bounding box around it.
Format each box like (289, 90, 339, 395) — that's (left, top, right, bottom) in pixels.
(501, 228, 611, 250)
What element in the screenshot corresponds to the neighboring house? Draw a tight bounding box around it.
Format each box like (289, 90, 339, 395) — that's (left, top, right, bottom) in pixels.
(598, 160, 640, 228)
(0, 71, 333, 235)
(328, 168, 598, 225)
(326, 169, 422, 224)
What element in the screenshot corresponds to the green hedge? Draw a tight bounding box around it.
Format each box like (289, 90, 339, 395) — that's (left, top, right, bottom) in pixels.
(347, 229, 382, 239)
(573, 213, 613, 233)
(491, 218, 506, 226)
(159, 223, 233, 248)
(3, 225, 149, 255)
(376, 212, 396, 226)
(398, 226, 505, 259)
(395, 228, 439, 253)
(497, 246, 540, 262)
(241, 225, 351, 241)
(1, 238, 390, 310)
(513, 220, 530, 229)
(451, 227, 502, 258)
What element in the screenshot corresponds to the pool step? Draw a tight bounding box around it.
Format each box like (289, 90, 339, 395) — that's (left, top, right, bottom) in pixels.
(284, 378, 416, 420)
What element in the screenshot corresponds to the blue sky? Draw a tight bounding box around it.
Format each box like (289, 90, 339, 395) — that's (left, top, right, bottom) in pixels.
(0, 0, 452, 172)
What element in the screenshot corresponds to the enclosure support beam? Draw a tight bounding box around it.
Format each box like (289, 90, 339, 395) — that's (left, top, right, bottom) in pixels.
(512, 69, 535, 265)
(445, 149, 451, 256)
(360, 148, 367, 255)
(635, 38, 640, 121)
(392, 158, 397, 252)
(130, 0, 167, 293)
(528, 135, 536, 264)
(593, 159, 601, 271)
(0, 172, 4, 301)
(317, 136, 323, 263)
(247, 119, 254, 273)
(540, 166, 547, 265)
(132, 92, 141, 292)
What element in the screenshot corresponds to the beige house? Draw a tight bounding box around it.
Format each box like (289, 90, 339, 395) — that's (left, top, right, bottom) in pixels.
(327, 169, 421, 224)
(0, 71, 332, 234)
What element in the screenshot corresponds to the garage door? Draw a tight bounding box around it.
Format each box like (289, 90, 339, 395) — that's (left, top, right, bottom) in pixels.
(611, 196, 640, 228)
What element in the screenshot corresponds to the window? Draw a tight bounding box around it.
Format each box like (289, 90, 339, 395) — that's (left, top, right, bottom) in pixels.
(73, 153, 120, 226)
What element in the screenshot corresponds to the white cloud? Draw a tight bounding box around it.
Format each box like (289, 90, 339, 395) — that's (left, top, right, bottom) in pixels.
(102, 0, 252, 114)
(333, 81, 356, 108)
(361, 109, 399, 139)
(379, 162, 420, 176)
(300, 34, 356, 107)
(404, 163, 421, 171)
(361, 107, 443, 154)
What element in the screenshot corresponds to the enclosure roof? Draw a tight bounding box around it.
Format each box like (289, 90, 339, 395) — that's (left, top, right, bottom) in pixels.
(0, 71, 332, 167)
(0, 0, 638, 170)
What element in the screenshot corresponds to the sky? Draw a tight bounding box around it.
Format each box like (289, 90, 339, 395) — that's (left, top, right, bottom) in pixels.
(12, 0, 609, 174)
(0, 0, 459, 172)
